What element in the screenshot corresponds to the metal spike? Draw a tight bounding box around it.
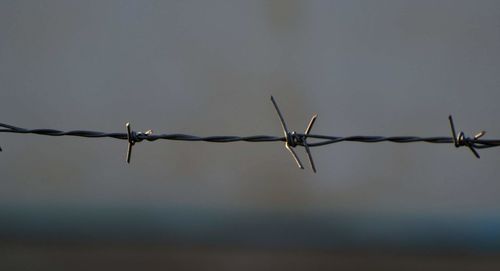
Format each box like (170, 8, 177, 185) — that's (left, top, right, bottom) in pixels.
(304, 114, 318, 173)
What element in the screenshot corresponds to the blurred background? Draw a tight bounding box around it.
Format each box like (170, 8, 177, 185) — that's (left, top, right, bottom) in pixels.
(1, 0, 500, 270)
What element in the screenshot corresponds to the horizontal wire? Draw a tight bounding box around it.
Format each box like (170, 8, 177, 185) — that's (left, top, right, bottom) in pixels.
(1, 96, 500, 171)
(0, 123, 285, 143)
(2, 123, 500, 148)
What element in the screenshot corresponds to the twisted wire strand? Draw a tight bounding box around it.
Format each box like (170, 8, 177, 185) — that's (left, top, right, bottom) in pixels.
(2, 96, 500, 172)
(0, 123, 285, 143)
(305, 134, 500, 148)
(2, 122, 500, 148)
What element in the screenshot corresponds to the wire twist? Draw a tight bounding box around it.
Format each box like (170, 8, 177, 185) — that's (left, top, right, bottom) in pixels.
(1, 96, 500, 172)
(126, 123, 153, 163)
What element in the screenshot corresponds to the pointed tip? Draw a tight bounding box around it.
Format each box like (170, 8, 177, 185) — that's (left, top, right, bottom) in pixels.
(310, 114, 318, 124)
(475, 131, 486, 139)
(310, 161, 317, 173)
(310, 159, 317, 173)
(285, 144, 304, 169)
(305, 114, 318, 135)
(304, 143, 317, 173)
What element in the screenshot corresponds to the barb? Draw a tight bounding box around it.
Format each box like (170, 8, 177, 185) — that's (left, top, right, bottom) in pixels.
(1, 97, 500, 172)
(270, 96, 318, 172)
(126, 122, 152, 163)
(448, 115, 488, 159)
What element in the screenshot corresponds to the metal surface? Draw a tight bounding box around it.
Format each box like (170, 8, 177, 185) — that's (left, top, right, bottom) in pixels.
(1, 97, 500, 172)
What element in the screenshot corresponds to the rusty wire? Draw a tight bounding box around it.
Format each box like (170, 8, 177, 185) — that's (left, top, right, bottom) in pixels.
(1, 96, 500, 172)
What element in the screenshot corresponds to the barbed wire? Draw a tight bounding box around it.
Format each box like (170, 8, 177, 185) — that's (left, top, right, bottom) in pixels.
(1, 96, 500, 172)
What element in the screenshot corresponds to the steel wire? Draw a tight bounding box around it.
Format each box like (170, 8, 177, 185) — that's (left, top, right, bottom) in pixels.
(1, 96, 499, 172)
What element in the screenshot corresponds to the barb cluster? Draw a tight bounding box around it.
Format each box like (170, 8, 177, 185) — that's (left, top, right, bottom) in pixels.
(1, 96, 500, 172)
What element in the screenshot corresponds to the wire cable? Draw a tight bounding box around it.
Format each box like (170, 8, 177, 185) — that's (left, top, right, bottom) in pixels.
(1, 96, 499, 172)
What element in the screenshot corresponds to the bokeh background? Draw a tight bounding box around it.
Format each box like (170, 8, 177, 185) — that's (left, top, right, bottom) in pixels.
(1, 0, 500, 270)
